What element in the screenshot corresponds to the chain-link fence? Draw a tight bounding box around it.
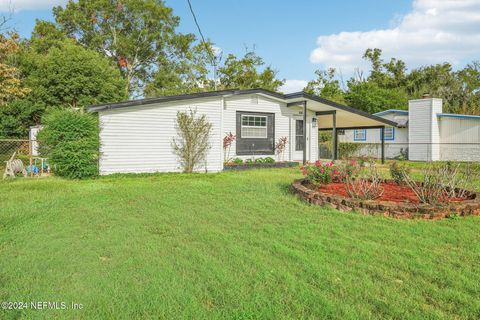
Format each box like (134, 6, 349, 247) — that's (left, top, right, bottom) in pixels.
(0, 139, 49, 177)
(320, 142, 480, 162)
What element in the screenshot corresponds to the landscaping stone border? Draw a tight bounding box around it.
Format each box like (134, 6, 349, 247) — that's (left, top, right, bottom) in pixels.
(224, 161, 298, 171)
(291, 179, 480, 219)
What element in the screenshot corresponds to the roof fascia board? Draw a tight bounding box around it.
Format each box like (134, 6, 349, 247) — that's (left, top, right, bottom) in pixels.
(285, 92, 397, 127)
(87, 88, 397, 127)
(374, 109, 409, 116)
(88, 89, 237, 112)
(437, 113, 480, 119)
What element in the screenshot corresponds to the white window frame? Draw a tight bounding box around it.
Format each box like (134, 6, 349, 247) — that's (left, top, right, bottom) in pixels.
(241, 115, 268, 139)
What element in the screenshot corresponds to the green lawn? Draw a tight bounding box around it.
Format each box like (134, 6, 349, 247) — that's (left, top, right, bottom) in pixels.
(1, 168, 479, 319)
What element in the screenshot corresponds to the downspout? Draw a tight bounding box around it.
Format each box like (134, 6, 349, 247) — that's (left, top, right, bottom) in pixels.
(332, 111, 337, 160)
(303, 100, 307, 165)
(220, 96, 226, 169)
(380, 126, 385, 164)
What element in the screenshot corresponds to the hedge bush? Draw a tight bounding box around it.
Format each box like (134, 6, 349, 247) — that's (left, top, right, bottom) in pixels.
(37, 109, 99, 179)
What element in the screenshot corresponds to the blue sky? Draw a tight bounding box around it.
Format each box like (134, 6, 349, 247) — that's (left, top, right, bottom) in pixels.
(3, 0, 480, 92)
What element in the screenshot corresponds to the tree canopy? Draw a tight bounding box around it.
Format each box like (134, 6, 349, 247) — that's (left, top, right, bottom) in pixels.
(305, 48, 480, 115)
(53, 0, 196, 97)
(0, 32, 30, 106)
(1, 0, 480, 139)
(216, 51, 284, 92)
(24, 39, 126, 110)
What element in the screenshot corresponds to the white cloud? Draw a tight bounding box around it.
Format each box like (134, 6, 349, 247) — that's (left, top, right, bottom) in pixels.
(279, 79, 308, 94)
(0, 0, 67, 12)
(310, 0, 480, 73)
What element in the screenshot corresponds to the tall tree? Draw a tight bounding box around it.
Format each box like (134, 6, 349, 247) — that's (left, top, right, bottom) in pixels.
(0, 32, 30, 106)
(304, 68, 345, 104)
(144, 41, 211, 97)
(29, 20, 67, 54)
(24, 39, 127, 110)
(345, 81, 409, 114)
(456, 61, 480, 114)
(216, 51, 284, 91)
(53, 0, 197, 97)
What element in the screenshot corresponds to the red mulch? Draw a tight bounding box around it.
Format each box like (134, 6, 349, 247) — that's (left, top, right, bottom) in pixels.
(317, 181, 465, 204)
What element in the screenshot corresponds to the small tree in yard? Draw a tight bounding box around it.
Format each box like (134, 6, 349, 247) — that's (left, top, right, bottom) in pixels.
(172, 109, 212, 173)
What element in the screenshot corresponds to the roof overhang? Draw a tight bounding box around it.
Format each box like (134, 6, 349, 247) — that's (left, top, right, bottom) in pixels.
(374, 109, 409, 117)
(285, 92, 397, 129)
(87, 88, 397, 128)
(437, 113, 480, 119)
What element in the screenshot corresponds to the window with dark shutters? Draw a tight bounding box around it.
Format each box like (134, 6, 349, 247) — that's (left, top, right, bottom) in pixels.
(236, 111, 274, 155)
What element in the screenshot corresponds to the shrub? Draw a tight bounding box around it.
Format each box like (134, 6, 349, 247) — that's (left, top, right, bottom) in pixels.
(255, 158, 266, 163)
(172, 109, 212, 173)
(389, 161, 410, 185)
(338, 142, 361, 160)
(37, 109, 99, 179)
(337, 160, 361, 181)
(245, 158, 254, 164)
(274, 137, 288, 161)
(264, 157, 275, 164)
(402, 164, 448, 204)
(402, 162, 480, 204)
(232, 158, 243, 164)
(223, 132, 237, 162)
(356, 156, 369, 167)
(300, 160, 342, 185)
(321, 141, 361, 160)
(345, 162, 384, 200)
(398, 148, 408, 161)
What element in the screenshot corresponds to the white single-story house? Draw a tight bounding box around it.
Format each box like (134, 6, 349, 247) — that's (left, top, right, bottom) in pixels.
(339, 96, 480, 161)
(87, 88, 396, 174)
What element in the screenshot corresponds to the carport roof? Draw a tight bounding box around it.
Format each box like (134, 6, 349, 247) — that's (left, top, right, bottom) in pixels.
(87, 88, 397, 128)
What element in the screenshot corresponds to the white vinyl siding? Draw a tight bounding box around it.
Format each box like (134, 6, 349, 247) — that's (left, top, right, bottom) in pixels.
(408, 98, 442, 161)
(223, 95, 315, 161)
(97, 93, 322, 174)
(439, 117, 480, 161)
(98, 97, 223, 174)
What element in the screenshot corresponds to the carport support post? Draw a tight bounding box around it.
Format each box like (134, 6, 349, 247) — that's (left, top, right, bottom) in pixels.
(332, 111, 337, 160)
(380, 126, 385, 164)
(302, 100, 307, 165)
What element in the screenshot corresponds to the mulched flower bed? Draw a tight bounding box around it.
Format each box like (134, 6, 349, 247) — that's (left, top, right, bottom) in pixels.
(317, 181, 465, 204)
(224, 161, 298, 171)
(291, 179, 480, 219)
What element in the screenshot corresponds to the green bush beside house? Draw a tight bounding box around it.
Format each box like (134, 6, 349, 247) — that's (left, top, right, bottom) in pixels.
(37, 109, 99, 179)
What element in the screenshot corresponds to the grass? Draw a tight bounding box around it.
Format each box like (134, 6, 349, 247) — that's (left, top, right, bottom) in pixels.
(0, 167, 479, 319)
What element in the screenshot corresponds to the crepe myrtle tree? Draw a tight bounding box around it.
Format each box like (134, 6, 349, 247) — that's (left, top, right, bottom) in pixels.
(172, 109, 212, 173)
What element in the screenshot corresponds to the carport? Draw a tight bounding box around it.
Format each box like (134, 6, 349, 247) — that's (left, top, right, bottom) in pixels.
(285, 92, 398, 164)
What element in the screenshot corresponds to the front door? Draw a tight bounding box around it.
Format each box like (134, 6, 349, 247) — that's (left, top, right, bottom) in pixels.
(293, 118, 307, 161)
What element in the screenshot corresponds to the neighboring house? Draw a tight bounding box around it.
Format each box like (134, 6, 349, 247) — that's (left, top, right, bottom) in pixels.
(87, 88, 395, 174)
(339, 97, 480, 161)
